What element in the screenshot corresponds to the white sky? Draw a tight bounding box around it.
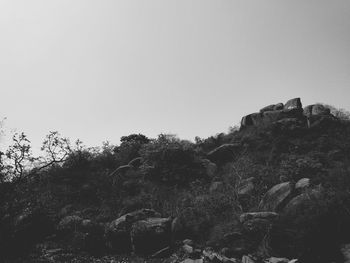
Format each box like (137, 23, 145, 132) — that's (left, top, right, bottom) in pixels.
(1, 0, 350, 152)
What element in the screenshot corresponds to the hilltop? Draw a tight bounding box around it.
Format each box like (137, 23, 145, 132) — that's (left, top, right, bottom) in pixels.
(1, 98, 350, 263)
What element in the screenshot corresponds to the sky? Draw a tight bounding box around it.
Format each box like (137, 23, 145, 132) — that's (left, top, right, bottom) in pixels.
(0, 0, 350, 153)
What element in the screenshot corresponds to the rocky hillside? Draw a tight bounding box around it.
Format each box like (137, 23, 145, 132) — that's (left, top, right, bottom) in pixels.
(1, 98, 350, 263)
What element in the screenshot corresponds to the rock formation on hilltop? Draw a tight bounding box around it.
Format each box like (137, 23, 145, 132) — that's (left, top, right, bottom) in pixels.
(241, 98, 334, 129)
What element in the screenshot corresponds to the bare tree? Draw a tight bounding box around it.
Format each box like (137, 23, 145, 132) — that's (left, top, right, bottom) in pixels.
(5, 132, 35, 180)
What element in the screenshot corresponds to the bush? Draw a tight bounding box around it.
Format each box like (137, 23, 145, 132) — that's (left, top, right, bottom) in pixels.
(140, 134, 206, 186)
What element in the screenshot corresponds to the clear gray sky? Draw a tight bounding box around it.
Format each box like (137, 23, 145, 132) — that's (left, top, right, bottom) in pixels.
(1, 0, 350, 151)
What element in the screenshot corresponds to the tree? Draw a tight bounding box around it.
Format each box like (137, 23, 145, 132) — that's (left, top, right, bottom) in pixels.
(37, 131, 72, 171)
(5, 132, 35, 181)
(114, 133, 150, 164)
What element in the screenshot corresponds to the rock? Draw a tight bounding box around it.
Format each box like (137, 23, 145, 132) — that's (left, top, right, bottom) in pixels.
(283, 186, 323, 215)
(241, 113, 263, 127)
(210, 181, 225, 193)
(183, 239, 194, 246)
(304, 104, 330, 117)
(105, 209, 160, 253)
(131, 217, 172, 255)
(183, 244, 194, 254)
(260, 104, 277, 113)
(265, 257, 289, 263)
(312, 104, 330, 115)
(263, 109, 303, 125)
(259, 103, 283, 112)
(295, 178, 310, 190)
(201, 159, 218, 178)
(284, 98, 302, 110)
(128, 157, 143, 168)
(240, 212, 279, 223)
(258, 182, 293, 212)
(273, 103, 284, 110)
(238, 177, 254, 196)
(207, 144, 240, 164)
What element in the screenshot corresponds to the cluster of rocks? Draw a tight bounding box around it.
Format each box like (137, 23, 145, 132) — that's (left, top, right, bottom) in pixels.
(241, 98, 334, 129)
(55, 208, 172, 256)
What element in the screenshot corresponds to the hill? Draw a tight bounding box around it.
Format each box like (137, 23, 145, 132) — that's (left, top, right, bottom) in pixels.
(1, 98, 350, 263)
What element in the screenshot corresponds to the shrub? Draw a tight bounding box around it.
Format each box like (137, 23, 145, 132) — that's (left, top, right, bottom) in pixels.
(140, 134, 206, 186)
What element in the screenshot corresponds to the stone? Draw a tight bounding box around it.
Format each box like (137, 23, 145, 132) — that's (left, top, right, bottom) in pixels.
(183, 239, 194, 246)
(303, 105, 313, 117)
(241, 113, 263, 127)
(239, 212, 279, 223)
(238, 177, 254, 196)
(273, 103, 284, 110)
(105, 209, 160, 253)
(207, 144, 240, 164)
(258, 182, 293, 212)
(295, 178, 310, 190)
(283, 186, 323, 216)
(260, 103, 284, 113)
(131, 217, 172, 255)
(183, 244, 194, 254)
(260, 104, 276, 113)
(284, 98, 302, 110)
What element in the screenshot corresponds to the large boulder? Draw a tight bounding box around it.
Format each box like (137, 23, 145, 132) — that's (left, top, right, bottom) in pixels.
(260, 103, 284, 113)
(258, 182, 293, 212)
(283, 186, 323, 216)
(131, 217, 172, 255)
(240, 212, 279, 223)
(105, 209, 160, 253)
(304, 104, 330, 117)
(241, 112, 264, 127)
(295, 178, 310, 191)
(240, 212, 279, 256)
(207, 144, 240, 164)
(284, 98, 302, 110)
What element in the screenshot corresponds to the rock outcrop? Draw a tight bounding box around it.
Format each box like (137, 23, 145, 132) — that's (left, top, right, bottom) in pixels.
(258, 182, 293, 212)
(241, 98, 304, 128)
(241, 98, 334, 129)
(105, 209, 160, 253)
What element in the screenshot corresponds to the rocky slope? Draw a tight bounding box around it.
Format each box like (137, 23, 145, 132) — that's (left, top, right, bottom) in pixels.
(1, 98, 350, 263)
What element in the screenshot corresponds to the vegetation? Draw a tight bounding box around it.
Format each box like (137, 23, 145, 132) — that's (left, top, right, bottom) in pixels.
(1, 104, 350, 262)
